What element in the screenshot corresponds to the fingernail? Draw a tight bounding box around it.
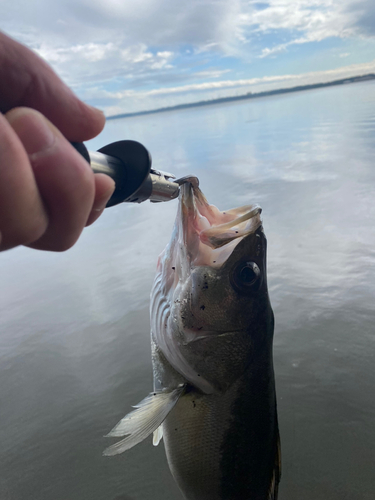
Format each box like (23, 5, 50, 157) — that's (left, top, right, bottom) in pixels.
(7, 108, 56, 158)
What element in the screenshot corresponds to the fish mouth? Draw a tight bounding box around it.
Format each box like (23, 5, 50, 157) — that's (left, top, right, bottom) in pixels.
(178, 182, 262, 268)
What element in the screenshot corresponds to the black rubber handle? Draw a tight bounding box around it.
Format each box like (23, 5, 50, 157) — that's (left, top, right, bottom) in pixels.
(71, 140, 152, 207)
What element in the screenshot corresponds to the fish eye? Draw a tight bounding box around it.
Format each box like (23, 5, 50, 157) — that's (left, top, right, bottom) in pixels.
(231, 261, 262, 293)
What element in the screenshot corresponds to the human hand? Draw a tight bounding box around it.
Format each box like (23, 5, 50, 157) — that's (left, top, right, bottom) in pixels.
(0, 32, 115, 252)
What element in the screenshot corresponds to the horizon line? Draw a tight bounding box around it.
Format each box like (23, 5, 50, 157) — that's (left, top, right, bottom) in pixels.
(106, 73, 375, 120)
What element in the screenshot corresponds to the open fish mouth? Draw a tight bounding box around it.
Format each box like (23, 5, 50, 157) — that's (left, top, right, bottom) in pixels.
(178, 182, 262, 268)
(151, 181, 266, 395)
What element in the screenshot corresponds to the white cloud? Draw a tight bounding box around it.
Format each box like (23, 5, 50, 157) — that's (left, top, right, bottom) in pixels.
(32, 40, 175, 87)
(4, 1, 374, 66)
(259, 44, 288, 58)
(2, 0, 244, 49)
(1, 1, 245, 88)
(88, 59, 375, 115)
(36, 42, 116, 64)
(1, 0, 375, 113)
(243, 0, 374, 59)
(244, 0, 354, 36)
(103, 74, 298, 100)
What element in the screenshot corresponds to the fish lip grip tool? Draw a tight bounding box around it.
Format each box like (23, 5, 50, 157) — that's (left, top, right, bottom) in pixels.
(72, 140, 185, 207)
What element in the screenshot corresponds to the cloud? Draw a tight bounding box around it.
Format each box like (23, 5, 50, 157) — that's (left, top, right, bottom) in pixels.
(259, 44, 288, 58)
(1, 0, 375, 114)
(90, 59, 375, 116)
(245, 0, 355, 37)
(345, 0, 375, 37)
(4, 1, 374, 63)
(102, 74, 299, 100)
(244, 0, 374, 59)
(1, 0, 246, 89)
(2, 0, 243, 48)
(33, 41, 174, 87)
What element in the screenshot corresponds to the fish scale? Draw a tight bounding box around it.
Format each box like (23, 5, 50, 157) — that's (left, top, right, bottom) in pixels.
(163, 362, 279, 500)
(164, 391, 226, 500)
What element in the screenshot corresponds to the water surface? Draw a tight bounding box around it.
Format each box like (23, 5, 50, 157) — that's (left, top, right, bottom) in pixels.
(1, 81, 374, 499)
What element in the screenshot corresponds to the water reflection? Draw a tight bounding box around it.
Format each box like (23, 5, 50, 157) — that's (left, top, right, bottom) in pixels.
(0, 81, 374, 499)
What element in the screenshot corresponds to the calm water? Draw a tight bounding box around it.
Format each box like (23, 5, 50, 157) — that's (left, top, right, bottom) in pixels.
(1, 81, 375, 500)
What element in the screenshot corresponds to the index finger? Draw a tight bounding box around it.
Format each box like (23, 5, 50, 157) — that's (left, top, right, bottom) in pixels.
(0, 31, 105, 141)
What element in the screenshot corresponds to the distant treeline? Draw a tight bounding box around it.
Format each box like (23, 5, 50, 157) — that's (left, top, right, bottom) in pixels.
(106, 73, 375, 120)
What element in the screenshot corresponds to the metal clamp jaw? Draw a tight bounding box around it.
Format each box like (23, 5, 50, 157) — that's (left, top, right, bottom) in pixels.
(72, 140, 189, 207)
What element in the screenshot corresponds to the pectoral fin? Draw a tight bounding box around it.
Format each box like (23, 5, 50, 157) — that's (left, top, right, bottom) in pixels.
(103, 384, 185, 456)
(152, 425, 163, 446)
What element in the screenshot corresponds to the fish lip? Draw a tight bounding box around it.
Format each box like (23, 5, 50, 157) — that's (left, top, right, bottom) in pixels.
(178, 182, 201, 264)
(179, 182, 197, 216)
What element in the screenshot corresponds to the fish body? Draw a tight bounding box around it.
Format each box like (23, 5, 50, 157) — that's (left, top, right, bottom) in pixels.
(105, 184, 280, 500)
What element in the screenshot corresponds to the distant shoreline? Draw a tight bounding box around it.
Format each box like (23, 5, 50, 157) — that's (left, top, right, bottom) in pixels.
(106, 74, 375, 120)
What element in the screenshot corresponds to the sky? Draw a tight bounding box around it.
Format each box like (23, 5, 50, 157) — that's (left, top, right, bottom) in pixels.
(1, 0, 375, 116)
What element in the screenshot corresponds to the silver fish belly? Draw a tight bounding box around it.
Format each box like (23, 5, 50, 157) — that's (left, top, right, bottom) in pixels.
(104, 183, 280, 500)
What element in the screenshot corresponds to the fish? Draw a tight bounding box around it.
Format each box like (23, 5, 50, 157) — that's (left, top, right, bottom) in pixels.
(104, 182, 280, 500)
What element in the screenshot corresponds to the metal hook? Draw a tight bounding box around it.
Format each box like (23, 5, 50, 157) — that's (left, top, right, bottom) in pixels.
(175, 175, 200, 189)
